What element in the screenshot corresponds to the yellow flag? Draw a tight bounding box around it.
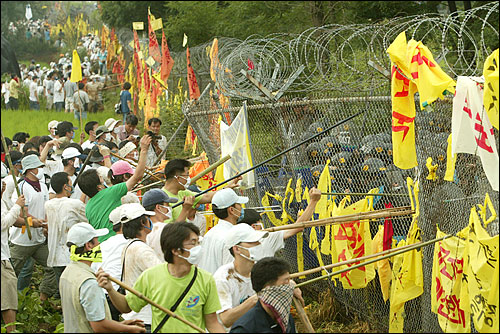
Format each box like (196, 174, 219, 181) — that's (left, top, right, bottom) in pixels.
(151, 18, 162, 31)
(483, 48, 499, 130)
(431, 227, 470, 332)
(70, 50, 82, 83)
(295, 178, 302, 203)
(372, 225, 392, 302)
(388, 238, 407, 332)
(261, 192, 284, 226)
(444, 133, 457, 181)
(183, 33, 188, 47)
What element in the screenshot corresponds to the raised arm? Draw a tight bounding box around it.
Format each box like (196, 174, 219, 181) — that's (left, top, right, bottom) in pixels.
(126, 135, 152, 191)
(283, 187, 321, 239)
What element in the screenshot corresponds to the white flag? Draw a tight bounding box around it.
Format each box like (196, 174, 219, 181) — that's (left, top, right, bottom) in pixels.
(452, 76, 499, 191)
(220, 101, 255, 189)
(182, 33, 188, 47)
(25, 4, 32, 20)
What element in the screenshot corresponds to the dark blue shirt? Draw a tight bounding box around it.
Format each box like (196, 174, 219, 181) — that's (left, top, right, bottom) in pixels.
(230, 300, 296, 333)
(120, 90, 131, 114)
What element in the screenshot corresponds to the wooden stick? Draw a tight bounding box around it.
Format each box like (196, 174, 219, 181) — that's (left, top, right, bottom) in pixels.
(263, 207, 413, 232)
(293, 297, 315, 333)
(290, 241, 419, 279)
(104, 275, 204, 333)
(295, 234, 452, 288)
(190, 155, 231, 184)
(1, 129, 32, 239)
(132, 180, 164, 193)
(109, 151, 162, 181)
(322, 192, 407, 197)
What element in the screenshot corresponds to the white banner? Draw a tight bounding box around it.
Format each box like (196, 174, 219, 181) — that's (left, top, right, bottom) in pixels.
(220, 101, 255, 189)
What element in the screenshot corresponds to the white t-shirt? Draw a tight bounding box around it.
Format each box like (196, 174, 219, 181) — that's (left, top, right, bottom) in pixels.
(43, 159, 63, 177)
(45, 197, 87, 267)
(187, 213, 206, 237)
(29, 81, 38, 101)
(1, 83, 10, 103)
(53, 80, 64, 103)
(81, 140, 95, 151)
(121, 239, 162, 324)
(10, 180, 49, 246)
(48, 174, 83, 201)
(198, 219, 235, 274)
(1, 202, 21, 260)
(91, 233, 128, 292)
(145, 222, 166, 261)
(146, 135, 166, 168)
(1, 174, 19, 210)
(213, 261, 255, 314)
(260, 231, 285, 258)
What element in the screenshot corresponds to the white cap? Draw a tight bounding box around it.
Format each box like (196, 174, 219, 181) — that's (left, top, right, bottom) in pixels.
(67, 222, 108, 247)
(96, 166, 112, 186)
(48, 120, 59, 131)
(119, 203, 155, 224)
(105, 118, 121, 131)
(224, 223, 268, 249)
(211, 188, 248, 209)
(28, 71, 34, 76)
(62, 147, 82, 160)
(109, 206, 123, 225)
(119, 142, 136, 158)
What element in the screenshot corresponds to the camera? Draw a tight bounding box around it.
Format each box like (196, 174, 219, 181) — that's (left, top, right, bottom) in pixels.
(146, 131, 161, 142)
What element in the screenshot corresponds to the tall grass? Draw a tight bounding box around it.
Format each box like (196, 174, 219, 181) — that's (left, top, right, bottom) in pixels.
(1, 109, 118, 140)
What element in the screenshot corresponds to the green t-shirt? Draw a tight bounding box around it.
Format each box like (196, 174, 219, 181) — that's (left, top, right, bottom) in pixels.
(162, 188, 202, 223)
(126, 264, 221, 333)
(85, 183, 128, 242)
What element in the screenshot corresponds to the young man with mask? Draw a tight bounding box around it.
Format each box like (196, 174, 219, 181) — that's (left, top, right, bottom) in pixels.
(9, 155, 58, 301)
(198, 188, 248, 274)
(161, 159, 241, 224)
(45, 172, 87, 288)
(239, 187, 322, 258)
(1, 150, 23, 210)
(142, 188, 194, 259)
(79, 135, 152, 242)
(104, 118, 122, 146)
(44, 146, 85, 201)
(97, 221, 225, 333)
(213, 223, 269, 331)
(47, 120, 59, 139)
(230, 257, 298, 333)
(81, 121, 99, 151)
(60, 223, 146, 333)
(54, 121, 78, 158)
(117, 203, 164, 332)
(145, 118, 167, 168)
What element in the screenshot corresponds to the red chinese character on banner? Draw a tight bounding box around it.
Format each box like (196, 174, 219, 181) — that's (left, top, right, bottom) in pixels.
(437, 292, 467, 328)
(391, 66, 410, 97)
(437, 245, 464, 280)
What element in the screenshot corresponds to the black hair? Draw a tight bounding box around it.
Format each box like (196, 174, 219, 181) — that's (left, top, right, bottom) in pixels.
(9, 150, 23, 164)
(123, 82, 131, 90)
(13, 132, 30, 144)
(21, 151, 40, 159)
(66, 242, 86, 255)
(212, 203, 231, 220)
(1, 137, 12, 153)
(51, 172, 69, 194)
(103, 141, 118, 150)
(239, 209, 262, 226)
(22, 142, 38, 154)
(122, 215, 147, 239)
(118, 140, 130, 150)
(160, 222, 200, 263)
(85, 121, 98, 135)
(108, 169, 131, 185)
(125, 114, 138, 126)
(38, 136, 52, 148)
(62, 156, 76, 167)
(78, 169, 101, 198)
(143, 203, 158, 212)
(148, 117, 162, 126)
(164, 159, 191, 180)
(112, 223, 122, 233)
(78, 82, 84, 90)
(251, 257, 291, 293)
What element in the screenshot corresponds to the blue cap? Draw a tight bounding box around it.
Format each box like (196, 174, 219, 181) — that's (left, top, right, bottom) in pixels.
(142, 188, 178, 208)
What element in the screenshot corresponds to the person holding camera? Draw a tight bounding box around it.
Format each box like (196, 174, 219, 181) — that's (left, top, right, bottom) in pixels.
(145, 118, 166, 168)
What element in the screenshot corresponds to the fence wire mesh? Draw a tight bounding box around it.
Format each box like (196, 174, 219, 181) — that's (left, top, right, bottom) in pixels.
(177, 3, 499, 333)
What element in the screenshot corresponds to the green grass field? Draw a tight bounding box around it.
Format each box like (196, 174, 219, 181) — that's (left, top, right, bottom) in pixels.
(1, 109, 119, 141)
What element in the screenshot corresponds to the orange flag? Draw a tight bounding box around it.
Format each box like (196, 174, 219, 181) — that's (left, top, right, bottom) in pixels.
(148, 13, 161, 64)
(161, 30, 174, 84)
(186, 47, 200, 100)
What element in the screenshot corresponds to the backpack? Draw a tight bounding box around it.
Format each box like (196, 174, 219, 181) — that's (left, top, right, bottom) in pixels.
(114, 101, 122, 114)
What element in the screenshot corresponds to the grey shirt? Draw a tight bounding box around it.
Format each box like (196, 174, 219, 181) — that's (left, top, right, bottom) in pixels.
(64, 81, 78, 100)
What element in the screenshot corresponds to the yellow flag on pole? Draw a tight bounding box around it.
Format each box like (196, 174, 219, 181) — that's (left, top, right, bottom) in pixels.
(70, 50, 82, 83)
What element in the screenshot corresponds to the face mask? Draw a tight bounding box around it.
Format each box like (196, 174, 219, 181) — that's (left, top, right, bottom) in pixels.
(66, 184, 74, 196)
(70, 244, 103, 262)
(113, 128, 120, 134)
(50, 129, 56, 136)
(237, 244, 264, 262)
(71, 132, 75, 139)
(30, 169, 43, 181)
(176, 175, 191, 190)
(144, 218, 153, 231)
(233, 207, 245, 223)
(110, 156, 119, 164)
(105, 133, 112, 141)
(159, 205, 173, 220)
(253, 222, 264, 230)
(258, 284, 294, 333)
(178, 245, 202, 265)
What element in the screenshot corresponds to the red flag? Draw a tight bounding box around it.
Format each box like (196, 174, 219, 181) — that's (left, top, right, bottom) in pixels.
(383, 202, 394, 250)
(144, 67, 150, 92)
(186, 47, 200, 100)
(161, 30, 174, 84)
(112, 56, 124, 83)
(148, 14, 161, 64)
(248, 59, 254, 70)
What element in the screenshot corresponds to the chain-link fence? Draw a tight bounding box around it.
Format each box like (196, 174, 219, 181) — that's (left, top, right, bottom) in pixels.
(179, 3, 498, 333)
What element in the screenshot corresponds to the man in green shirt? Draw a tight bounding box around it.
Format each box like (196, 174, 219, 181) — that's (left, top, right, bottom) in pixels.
(79, 135, 152, 242)
(97, 221, 225, 333)
(161, 159, 241, 223)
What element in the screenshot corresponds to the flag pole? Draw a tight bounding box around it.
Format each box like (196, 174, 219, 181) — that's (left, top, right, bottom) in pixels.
(294, 234, 452, 288)
(171, 111, 364, 209)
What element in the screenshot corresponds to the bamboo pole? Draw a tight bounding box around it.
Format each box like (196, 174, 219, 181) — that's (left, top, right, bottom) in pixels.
(290, 241, 419, 279)
(322, 192, 407, 197)
(109, 151, 162, 181)
(172, 111, 364, 209)
(152, 118, 188, 167)
(263, 206, 413, 232)
(190, 154, 231, 184)
(132, 180, 164, 193)
(1, 129, 32, 239)
(74, 145, 98, 186)
(294, 234, 452, 288)
(293, 297, 315, 333)
(104, 275, 204, 333)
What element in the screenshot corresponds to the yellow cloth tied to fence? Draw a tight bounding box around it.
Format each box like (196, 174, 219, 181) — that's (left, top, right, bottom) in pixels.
(261, 192, 284, 226)
(444, 133, 457, 182)
(483, 49, 499, 130)
(372, 225, 392, 302)
(389, 178, 424, 332)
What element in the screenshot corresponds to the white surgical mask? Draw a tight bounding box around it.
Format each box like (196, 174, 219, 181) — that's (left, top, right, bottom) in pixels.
(159, 205, 173, 220)
(30, 169, 44, 181)
(176, 175, 191, 190)
(132, 152, 139, 160)
(237, 244, 264, 262)
(113, 128, 120, 134)
(178, 245, 202, 265)
(105, 133, 112, 141)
